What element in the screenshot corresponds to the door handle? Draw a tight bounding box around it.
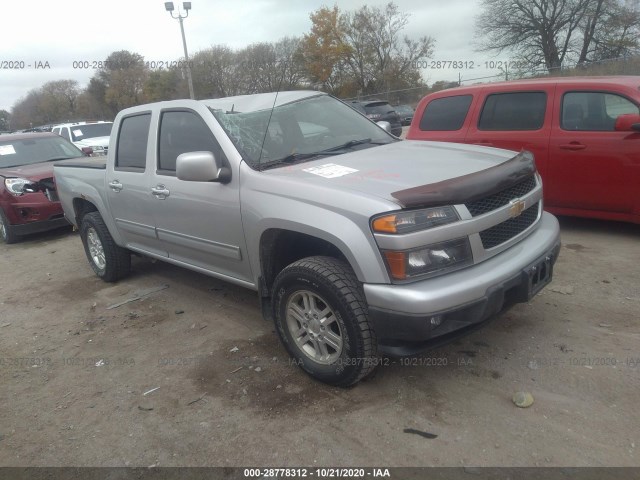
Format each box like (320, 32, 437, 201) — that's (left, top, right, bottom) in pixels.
(559, 143, 587, 151)
(108, 180, 123, 192)
(473, 141, 494, 147)
(151, 185, 170, 199)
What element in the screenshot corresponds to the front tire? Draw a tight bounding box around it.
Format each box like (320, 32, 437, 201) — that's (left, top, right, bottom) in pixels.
(80, 212, 130, 282)
(272, 256, 378, 387)
(0, 208, 20, 244)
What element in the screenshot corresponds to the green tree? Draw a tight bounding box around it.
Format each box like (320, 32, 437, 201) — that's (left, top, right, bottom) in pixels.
(144, 68, 187, 101)
(191, 45, 241, 98)
(39, 80, 79, 123)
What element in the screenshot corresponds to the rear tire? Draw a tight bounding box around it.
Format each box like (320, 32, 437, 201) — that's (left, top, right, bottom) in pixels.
(0, 209, 20, 244)
(272, 256, 378, 387)
(80, 212, 130, 282)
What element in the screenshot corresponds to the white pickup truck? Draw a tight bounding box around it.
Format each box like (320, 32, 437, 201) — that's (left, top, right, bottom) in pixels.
(53, 91, 561, 386)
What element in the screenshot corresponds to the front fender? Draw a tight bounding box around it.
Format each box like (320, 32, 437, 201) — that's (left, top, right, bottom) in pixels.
(242, 193, 390, 284)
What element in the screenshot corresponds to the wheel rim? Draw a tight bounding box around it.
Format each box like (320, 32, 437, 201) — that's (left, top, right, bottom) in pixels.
(286, 290, 343, 365)
(0, 214, 6, 241)
(86, 227, 106, 270)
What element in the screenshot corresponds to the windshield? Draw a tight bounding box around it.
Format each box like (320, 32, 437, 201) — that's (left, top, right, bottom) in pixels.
(70, 123, 113, 142)
(210, 94, 394, 169)
(0, 135, 84, 168)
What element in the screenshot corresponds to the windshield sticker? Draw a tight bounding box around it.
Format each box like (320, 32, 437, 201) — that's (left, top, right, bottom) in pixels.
(303, 163, 358, 178)
(73, 129, 83, 136)
(0, 145, 16, 155)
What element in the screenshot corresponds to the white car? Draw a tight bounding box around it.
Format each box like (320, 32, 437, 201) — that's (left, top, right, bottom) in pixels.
(51, 121, 113, 155)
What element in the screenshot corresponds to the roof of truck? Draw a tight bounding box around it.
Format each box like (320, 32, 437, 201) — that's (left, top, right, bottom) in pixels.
(203, 90, 326, 112)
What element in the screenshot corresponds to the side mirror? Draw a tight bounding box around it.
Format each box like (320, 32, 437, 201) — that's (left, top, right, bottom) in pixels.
(176, 151, 231, 183)
(614, 113, 640, 132)
(376, 121, 392, 134)
(81, 147, 93, 156)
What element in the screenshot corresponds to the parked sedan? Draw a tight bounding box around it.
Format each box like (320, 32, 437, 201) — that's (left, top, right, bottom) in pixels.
(0, 132, 86, 243)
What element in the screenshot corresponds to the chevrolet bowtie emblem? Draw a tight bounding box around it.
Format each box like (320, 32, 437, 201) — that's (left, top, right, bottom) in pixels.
(509, 199, 526, 218)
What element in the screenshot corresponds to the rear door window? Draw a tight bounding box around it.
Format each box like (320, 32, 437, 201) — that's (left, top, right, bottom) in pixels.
(478, 92, 546, 131)
(116, 113, 151, 170)
(561, 91, 639, 131)
(419, 95, 473, 131)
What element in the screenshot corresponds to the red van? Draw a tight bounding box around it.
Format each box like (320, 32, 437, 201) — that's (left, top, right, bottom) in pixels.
(407, 76, 640, 224)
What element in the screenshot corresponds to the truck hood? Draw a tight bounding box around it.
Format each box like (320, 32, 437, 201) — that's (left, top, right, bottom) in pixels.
(0, 161, 56, 181)
(265, 140, 534, 208)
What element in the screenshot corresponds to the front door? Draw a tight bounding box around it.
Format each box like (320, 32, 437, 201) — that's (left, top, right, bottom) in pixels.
(147, 108, 252, 284)
(547, 89, 640, 213)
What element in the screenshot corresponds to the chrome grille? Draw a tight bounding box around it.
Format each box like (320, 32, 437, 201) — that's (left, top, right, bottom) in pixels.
(480, 203, 539, 249)
(466, 175, 537, 217)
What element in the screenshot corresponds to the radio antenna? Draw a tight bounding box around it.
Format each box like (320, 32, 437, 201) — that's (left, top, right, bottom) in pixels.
(258, 60, 288, 165)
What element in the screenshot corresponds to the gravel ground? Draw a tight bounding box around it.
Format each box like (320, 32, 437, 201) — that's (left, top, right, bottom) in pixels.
(0, 216, 638, 467)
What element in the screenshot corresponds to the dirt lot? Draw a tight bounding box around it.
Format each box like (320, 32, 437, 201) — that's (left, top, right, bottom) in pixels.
(0, 216, 638, 467)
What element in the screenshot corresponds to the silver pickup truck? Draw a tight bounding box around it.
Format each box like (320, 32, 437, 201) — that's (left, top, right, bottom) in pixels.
(54, 91, 561, 386)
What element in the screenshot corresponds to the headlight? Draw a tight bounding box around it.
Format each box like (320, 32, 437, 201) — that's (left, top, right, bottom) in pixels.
(372, 206, 459, 234)
(4, 178, 31, 196)
(383, 237, 473, 280)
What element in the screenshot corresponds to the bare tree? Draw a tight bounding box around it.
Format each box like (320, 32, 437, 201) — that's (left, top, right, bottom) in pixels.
(578, 0, 640, 61)
(476, 0, 591, 72)
(340, 3, 434, 95)
(477, 0, 640, 72)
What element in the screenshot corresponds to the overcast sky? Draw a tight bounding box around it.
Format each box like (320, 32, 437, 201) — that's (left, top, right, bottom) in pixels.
(0, 0, 504, 111)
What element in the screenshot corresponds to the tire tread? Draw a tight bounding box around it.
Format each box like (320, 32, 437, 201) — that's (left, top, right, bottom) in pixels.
(273, 256, 377, 387)
(81, 212, 130, 282)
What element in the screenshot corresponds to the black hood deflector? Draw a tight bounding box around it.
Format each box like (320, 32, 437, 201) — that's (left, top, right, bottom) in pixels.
(391, 150, 536, 209)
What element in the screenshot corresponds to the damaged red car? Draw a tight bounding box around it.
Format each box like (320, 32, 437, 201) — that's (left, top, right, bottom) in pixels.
(0, 132, 86, 243)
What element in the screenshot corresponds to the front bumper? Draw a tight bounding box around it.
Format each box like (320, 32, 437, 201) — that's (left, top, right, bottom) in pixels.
(364, 212, 561, 356)
(10, 215, 69, 235)
(2, 196, 69, 236)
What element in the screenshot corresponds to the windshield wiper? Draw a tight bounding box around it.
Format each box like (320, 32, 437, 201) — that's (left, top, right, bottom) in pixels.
(258, 138, 388, 171)
(317, 138, 373, 153)
(45, 156, 80, 162)
(259, 152, 320, 170)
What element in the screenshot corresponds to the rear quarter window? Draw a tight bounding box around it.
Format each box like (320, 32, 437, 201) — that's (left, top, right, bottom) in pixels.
(478, 92, 546, 131)
(419, 95, 473, 131)
(116, 113, 151, 170)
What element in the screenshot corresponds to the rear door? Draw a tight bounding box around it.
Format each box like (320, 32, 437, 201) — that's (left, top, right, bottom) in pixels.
(147, 107, 253, 284)
(106, 112, 166, 256)
(547, 88, 639, 213)
(464, 86, 554, 177)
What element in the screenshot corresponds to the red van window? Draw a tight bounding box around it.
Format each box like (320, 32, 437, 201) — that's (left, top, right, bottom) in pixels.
(561, 92, 639, 131)
(419, 95, 473, 131)
(478, 92, 546, 131)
